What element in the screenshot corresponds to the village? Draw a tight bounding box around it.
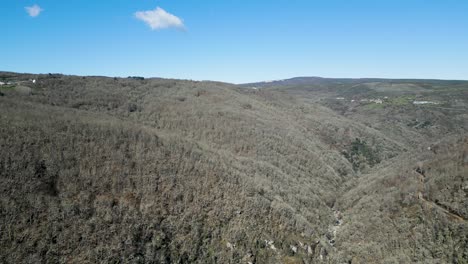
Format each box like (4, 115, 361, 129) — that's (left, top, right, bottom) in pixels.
(335, 96, 440, 106)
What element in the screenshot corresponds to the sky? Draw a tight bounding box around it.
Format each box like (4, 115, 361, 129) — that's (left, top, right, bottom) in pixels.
(1, 0, 468, 83)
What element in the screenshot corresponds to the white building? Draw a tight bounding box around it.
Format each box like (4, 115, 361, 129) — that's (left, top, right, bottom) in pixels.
(413, 101, 439, 105)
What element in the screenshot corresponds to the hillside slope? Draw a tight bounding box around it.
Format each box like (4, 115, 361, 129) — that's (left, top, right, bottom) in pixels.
(0, 73, 467, 263)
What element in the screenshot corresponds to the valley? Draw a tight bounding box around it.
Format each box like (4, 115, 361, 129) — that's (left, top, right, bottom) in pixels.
(0, 72, 467, 263)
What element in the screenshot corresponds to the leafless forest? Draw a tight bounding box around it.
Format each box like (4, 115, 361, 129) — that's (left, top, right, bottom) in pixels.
(1, 72, 467, 263)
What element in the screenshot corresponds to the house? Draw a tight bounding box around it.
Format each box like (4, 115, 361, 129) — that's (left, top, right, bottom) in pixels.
(0, 81, 5, 85)
(413, 101, 439, 105)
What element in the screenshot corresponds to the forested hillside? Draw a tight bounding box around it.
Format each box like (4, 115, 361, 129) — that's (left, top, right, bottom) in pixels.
(1, 73, 467, 263)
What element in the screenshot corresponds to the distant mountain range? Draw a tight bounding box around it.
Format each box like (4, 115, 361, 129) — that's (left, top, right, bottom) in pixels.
(241, 76, 468, 88)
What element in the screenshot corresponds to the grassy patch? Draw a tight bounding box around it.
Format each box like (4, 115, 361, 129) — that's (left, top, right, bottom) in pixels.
(0, 85, 16, 90)
(388, 95, 415, 106)
(362, 103, 385, 110)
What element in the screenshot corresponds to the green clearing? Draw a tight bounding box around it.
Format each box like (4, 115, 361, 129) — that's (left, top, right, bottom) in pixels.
(362, 102, 385, 110)
(0, 85, 16, 90)
(388, 95, 415, 106)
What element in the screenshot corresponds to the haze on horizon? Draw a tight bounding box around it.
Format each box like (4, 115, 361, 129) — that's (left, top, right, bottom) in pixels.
(2, 0, 468, 83)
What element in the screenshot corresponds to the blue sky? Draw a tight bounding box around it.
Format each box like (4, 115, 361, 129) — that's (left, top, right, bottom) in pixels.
(2, 0, 468, 83)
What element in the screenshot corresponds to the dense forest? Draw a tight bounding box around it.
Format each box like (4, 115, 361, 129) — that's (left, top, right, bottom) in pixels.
(1, 72, 467, 263)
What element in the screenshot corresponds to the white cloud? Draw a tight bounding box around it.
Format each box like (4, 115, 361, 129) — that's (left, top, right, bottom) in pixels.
(135, 7, 184, 30)
(25, 4, 43, 17)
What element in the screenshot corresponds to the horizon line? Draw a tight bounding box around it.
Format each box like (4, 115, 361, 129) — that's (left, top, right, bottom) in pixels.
(1, 70, 467, 84)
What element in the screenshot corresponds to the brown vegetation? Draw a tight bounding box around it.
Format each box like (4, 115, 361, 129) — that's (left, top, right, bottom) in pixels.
(1, 73, 467, 263)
